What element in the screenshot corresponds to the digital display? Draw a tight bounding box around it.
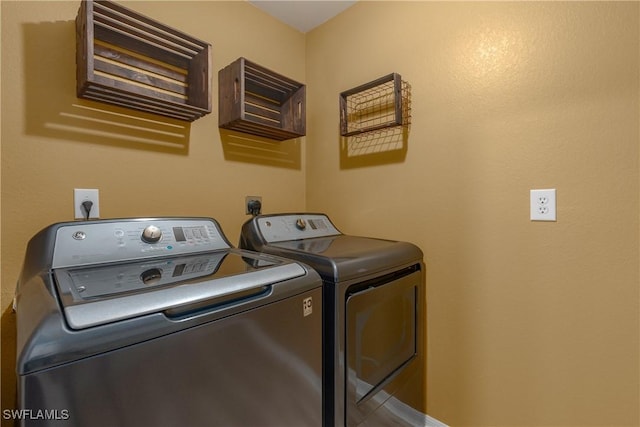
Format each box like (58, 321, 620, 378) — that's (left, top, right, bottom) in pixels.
(173, 226, 209, 242)
(308, 219, 327, 230)
(172, 264, 186, 277)
(173, 227, 187, 242)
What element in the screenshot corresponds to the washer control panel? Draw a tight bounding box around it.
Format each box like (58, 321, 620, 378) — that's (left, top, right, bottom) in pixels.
(57, 252, 227, 299)
(257, 214, 341, 243)
(52, 218, 230, 268)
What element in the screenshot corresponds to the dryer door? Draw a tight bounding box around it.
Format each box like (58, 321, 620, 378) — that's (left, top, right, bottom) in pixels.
(345, 268, 421, 426)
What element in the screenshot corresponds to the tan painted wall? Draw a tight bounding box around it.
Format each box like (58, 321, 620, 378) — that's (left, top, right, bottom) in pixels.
(305, 1, 639, 426)
(0, 0, 306, 419)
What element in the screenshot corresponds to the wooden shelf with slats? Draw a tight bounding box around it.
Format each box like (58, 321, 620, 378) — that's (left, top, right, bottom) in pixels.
(76, 0, 211, 122)
(218, 58, 306, 141)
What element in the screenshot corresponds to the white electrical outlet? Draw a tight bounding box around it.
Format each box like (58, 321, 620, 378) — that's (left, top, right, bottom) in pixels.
(74, 188, 100, 219)
(530, 189, 556, 221)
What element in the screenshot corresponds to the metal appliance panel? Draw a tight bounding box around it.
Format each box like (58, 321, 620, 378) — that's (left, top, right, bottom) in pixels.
(52, 218, 231, 268)
(345, 270, 420, 426)
(239, 213, 427, 427)
(54, 251, 304, 329)
(256, 214, 341, 242)
(16, 217, 324, 427)
(242, 214, 423, 283)
(20, 287, 322, 427)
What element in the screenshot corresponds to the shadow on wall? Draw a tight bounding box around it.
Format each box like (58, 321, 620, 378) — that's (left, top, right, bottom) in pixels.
(219, 129, 302, 170)
(22, 21, 191, 155)
(1, 306, 17, 427)
(340, 126, 409, 169)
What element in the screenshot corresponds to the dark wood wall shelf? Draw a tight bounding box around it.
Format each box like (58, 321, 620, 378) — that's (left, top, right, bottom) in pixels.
(218, 58, 306, 141)
(340, 73, 411, 137)
(76, 0, 212, 122)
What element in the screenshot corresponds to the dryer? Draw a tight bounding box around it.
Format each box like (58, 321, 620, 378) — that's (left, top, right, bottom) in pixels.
(240, 213, 427, 427)
(15, 217, 322, 427)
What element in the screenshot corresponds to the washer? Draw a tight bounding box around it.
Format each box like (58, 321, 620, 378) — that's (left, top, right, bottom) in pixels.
(15, 217, 322, 427)
(240, 213, 427, 427)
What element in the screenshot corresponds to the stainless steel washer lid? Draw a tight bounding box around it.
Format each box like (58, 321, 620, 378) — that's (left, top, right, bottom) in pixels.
(54, 250, 306, 329)
(44, 217, 308, 329)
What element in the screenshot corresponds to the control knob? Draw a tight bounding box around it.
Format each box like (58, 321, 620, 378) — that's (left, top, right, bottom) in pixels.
(140, 268, 162, 286)
(141, 225, 162, 243)
(295, 218, 307, 230)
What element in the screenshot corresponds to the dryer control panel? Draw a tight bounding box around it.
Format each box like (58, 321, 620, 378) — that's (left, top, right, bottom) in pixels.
(257, 214, 341, 243)
(52, 218, 230, 268)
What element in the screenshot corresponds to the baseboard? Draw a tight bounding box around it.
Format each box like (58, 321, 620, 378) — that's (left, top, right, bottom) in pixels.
(383, 395, 449, 427)
(425, 414, 449, 427)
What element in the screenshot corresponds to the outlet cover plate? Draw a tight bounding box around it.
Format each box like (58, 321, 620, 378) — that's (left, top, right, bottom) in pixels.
(74, 188, 100, 219)
(530, 189, 556, 221)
